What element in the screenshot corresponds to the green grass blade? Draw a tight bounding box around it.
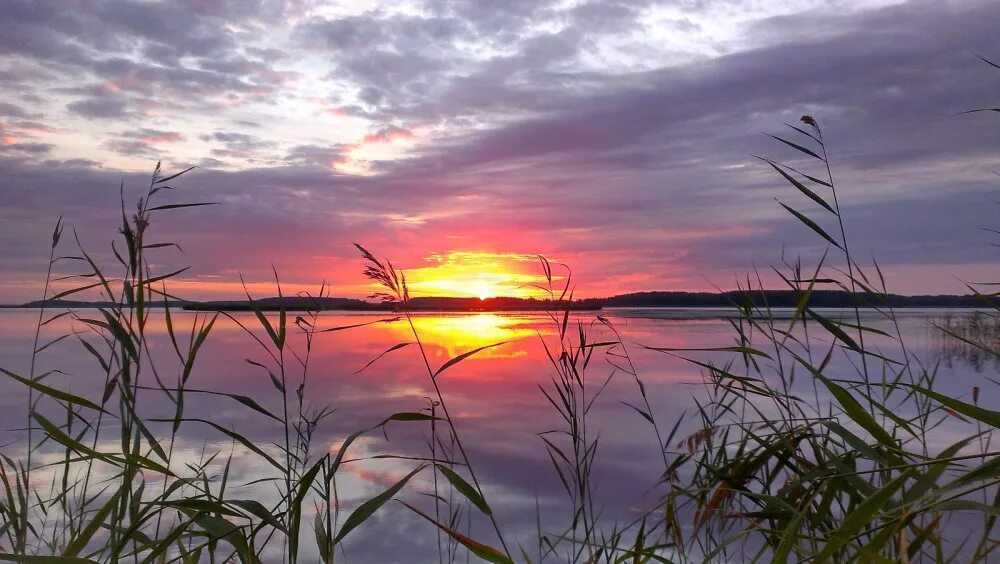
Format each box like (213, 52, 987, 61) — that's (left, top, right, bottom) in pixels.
(766, 133, 824, 160)
(904, 384, 1000, 427)
(400, 501, 513, 564)
(760, 158, 835, 213)
(778, 202, 843, 250)
(1, 368, 105, 413)
(61, 491, 120, 557)
(356, 342, 412, 374)
(333, 465, 424, 544)
(813, 470, 912, 562)
(435, 342, 509, 378)
(437, 465, 492, 516)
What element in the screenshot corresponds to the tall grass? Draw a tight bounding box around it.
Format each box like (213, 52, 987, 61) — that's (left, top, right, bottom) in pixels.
(2, 60, 999, 562)
(0, 164, 499, 563)
(627, 115, 1000, 562)
(356, 243, 513, 563)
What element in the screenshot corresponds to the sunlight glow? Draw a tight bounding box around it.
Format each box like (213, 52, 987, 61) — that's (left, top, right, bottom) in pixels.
(388, 313, 541, 361)
(401, 251, 553, 299)
(473, 280, 491, 300)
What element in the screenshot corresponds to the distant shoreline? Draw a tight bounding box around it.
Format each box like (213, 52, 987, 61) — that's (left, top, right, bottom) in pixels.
(2, 290, 996, 311)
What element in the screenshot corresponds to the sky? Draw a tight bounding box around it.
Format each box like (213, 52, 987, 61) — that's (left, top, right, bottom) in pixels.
(2, 0, 999, 302)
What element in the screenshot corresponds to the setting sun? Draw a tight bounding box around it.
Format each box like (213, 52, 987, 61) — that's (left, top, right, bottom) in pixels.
(7, 2, 999, 561)
(473, 280, 492, 300)
(387, 251, 554, 299)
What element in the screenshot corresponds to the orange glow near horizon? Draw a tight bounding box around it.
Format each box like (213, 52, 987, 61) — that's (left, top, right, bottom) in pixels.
(397, 251, 555, 299)
(28, 250, 566, 304)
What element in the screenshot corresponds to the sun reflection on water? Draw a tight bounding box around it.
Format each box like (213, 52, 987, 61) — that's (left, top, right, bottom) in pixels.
(392, 313, 542, 361)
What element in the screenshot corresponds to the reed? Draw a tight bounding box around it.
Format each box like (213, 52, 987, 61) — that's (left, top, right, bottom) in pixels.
(625, 114, 1000, 562)
(1, 58, 999, 563)
(0, 164, 461, 563)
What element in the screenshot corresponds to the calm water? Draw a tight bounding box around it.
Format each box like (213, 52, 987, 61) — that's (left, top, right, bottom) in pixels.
(0, 307, 993, 561)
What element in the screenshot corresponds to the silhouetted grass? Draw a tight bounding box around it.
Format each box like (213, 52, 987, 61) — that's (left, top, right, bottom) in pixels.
(0, 164, 469, 563)
(2, 60, 1000, 563)
(618, 114, 1000, 562)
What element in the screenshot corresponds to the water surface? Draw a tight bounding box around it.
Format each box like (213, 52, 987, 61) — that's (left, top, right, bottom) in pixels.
(0, 307, 993, 561)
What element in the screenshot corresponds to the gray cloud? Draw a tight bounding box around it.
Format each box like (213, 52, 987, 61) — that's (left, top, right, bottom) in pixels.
(102, 139, 156, 156)
(284, 144, 350, 168)
(0, 102, 33, 118)
(2, 0, 1000, 304)
(0, 143, 54, 155)
(201, 131, 279, 161)
(67, 95, 132, 118)
(101, 128, 185, 156)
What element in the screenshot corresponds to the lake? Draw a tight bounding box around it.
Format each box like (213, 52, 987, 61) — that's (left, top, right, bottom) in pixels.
(0, 307, 993, 562)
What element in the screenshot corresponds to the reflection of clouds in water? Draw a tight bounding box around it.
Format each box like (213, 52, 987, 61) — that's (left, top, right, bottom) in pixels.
(3, 309, 998, 561)
(0, 309, 743, 561)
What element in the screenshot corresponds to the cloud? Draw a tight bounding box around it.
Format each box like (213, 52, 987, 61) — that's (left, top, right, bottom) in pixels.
(67, 95, 132, 118)
(0, 143, 54, 155)
(283, 144, 350, 168)
(0, 102, 33, 118)
(2, 0, 1000, 305)
(200, 130, 278, 161)
(363, 126, 415, 144)
(137, 129, 183, 143)
(102, 128, 185, 156)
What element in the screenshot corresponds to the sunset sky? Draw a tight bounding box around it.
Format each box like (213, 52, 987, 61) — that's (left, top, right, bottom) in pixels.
(2, 0, 999, 302)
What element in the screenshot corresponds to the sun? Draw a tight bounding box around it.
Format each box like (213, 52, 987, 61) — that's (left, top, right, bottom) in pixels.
(394, 251, 553, 300)
(473, 280, 493, 301)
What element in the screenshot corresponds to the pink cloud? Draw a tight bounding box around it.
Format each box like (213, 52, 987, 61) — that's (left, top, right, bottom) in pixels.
(363, 126, 415, 144)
